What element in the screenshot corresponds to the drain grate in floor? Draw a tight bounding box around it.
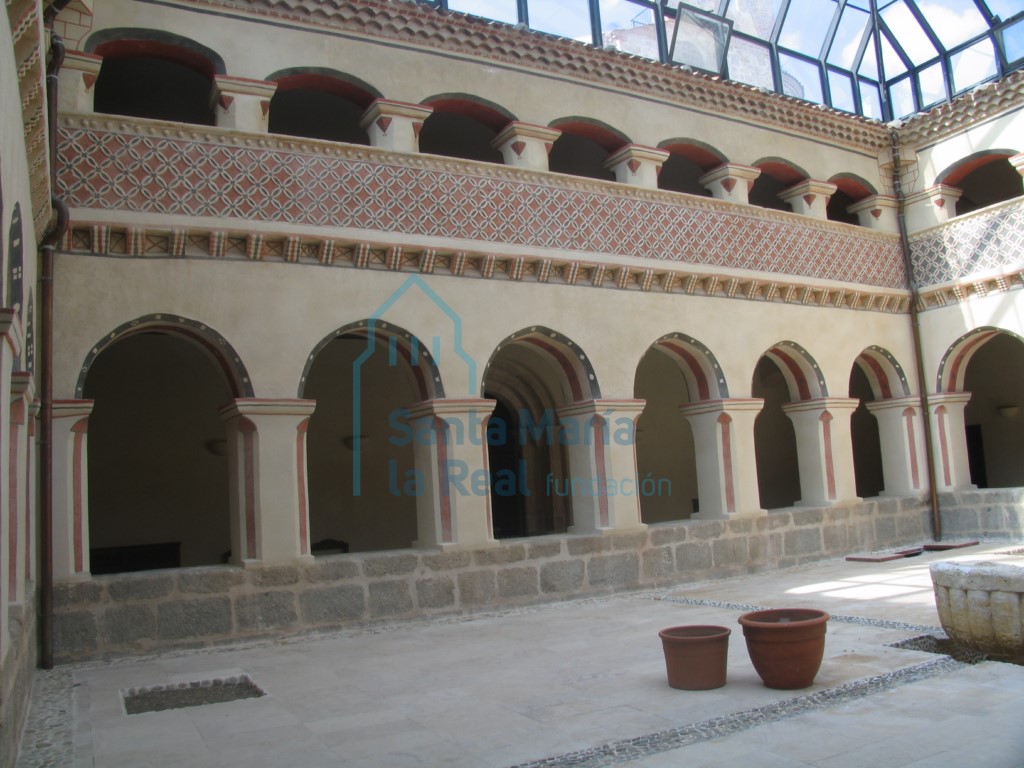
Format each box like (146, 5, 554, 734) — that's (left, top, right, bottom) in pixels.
(122, 675, 265, 715)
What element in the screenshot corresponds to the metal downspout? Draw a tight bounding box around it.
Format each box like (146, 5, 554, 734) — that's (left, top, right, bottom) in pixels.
(890, 129, 942, 542)
(39, 0, 72, 669)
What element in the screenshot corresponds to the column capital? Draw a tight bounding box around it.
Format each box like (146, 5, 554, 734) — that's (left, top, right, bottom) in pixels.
(698, 163, 761, 204)
(10, 371, 34, 401)
(491, 121, 562, 147)
(1010, 152, 1024, 177)
(58, 50, 103, 113)
(903, 184, 963, 232)
(359, 99, 433, 153)
(781, 397, 860, 415)
(491, 122, 562, 171)
(0, 309, 23, 359)
(864, 395, 922, 414)
(212, 76, 278, 132)
(52, 399, 95, 419)
(213, 74, 279, 100)
(778, 179, 837, 219)
(557, 399, 646, 420)
(63, 49, 103, 75)
(603, 145, 670, 188)
(405, 398, 496, 421)
(219, 398, 316, 420)
(926, 391, 972, 408)
(847, 194, 899, 233)
(678, 398, 764, 418)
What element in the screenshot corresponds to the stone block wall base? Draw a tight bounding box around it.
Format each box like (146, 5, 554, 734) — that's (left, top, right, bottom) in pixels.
(0, 594, 37, 768)
(48, 492, 1024, 663)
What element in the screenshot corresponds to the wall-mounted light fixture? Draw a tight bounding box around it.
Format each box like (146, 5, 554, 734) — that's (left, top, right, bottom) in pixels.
(997, 405, 1019, 419)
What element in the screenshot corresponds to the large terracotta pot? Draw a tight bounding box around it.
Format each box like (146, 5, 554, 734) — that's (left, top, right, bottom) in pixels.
(658, 625, 731, 690)
(738, 608, 829, 690)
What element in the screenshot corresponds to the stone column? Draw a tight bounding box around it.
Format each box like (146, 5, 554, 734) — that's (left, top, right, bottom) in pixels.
(57, 50, 102, 113)
(603, 145, 670, 188)
(782, 398, 861, 506)
(556, 400, 647, 534)
(213, 75, 278, 133)
(679, 399, 765, 518)
(698, 163, 761, 204)
(903, 185, 963, 233)
(404, 399, 496, 549)
(927, 392, 973, 491)
(490, 122, 562, 171)
(865, 396, 928, 496)
(778, 180, 837, 219)
(847, 195, 899, 234)
(51, 400, 93, 581)
(8, 373, 32, 604)
(220, 399, 317, 566)
(359, 99, 433, 154)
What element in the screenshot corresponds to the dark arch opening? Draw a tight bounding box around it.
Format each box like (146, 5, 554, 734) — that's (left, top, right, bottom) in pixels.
(84, 332, 232, 573)
(268, 71, 377, 144)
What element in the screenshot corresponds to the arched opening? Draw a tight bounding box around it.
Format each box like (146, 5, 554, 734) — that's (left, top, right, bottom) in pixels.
(90, 33, 222, 125)
(749, 158, 807, 212)
(752, 342, 825, 509)
(633, 334, 727, 522)
(267, 70, 378, 144)
(84, 332, 235, 573)
(657, 140, 724, 196)
(548, 118, 629, 182)
(481, 328, 601, 537)
(418, 95, 513, 163)
(961, 332, 1024, 488)
(827, 174, 876, 225)
(938, 152, 1024, 216)
(302, 323, 438, 553)
(848, 365, 883, 497)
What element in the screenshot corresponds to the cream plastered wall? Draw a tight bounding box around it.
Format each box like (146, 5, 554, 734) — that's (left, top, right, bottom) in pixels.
(54, 256, 921, 404)
(909, 106, 1024, 191)
(79, 0, 886, 189)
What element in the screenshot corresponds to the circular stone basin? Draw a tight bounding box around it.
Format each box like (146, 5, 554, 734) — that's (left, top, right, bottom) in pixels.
(930, 557, 1024, 658)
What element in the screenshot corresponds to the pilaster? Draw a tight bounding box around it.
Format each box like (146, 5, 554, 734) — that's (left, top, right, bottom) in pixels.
(865, 396, 927, 496)
(556, 400, 647, 534)
(1009, 152, 1024, 178)
(213, 75, 278, 133)
(359, 99, 433, 154)
(8, 374, 33, 604)
(220, 399, 317, 566)
(679, 399, 765, 518)
(52, 399, 93, 582)
(603, 145, 670, 188)
(927, 392, 973, 491)
(404, 399, 497, 549)
(490, 122, 561, 171)
(782, 397, 861, 507)
(698, 163, 761, 204)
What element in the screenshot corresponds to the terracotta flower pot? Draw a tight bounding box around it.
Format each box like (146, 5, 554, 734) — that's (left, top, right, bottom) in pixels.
(738, 608, 829, 690)
(658, 625, 731, 690)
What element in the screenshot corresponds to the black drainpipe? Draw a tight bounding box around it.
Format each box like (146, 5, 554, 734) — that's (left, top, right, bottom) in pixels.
(890, 129, 942, 542)
(39, 0, 72, 669)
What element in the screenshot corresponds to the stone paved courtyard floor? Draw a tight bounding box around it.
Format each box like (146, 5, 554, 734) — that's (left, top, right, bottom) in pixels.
(16, 543, 1024, 767)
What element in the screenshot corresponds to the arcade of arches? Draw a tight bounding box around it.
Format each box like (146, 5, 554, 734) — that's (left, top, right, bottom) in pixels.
(77, 324, 1024, 574)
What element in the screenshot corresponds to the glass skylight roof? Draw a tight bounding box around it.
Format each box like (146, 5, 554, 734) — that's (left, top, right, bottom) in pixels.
(424, 0, 1024, 120)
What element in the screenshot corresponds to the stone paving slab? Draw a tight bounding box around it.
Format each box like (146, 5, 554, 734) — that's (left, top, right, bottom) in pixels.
(16, 544, 1024, 768)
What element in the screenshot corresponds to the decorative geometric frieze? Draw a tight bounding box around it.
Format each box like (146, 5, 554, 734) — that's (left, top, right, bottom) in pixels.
(909, 198, 1024, 288)
(59, 117, 907, 289)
